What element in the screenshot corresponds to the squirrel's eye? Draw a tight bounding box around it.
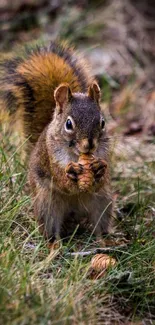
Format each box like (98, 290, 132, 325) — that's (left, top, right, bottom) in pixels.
(101, 118, 105, 129)
(66, 118, 73, 131)
(65, 116, 75, 133)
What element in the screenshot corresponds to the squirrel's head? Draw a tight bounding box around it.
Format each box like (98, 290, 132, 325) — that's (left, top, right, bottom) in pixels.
(50, 81, 106, 155)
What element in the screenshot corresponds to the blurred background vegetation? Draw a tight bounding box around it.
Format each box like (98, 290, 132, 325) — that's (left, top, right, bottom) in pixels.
(1, 0, 155, 136)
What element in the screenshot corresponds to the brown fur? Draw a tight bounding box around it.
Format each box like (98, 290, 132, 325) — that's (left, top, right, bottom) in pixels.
(1, 41, 114, 242)
(0, 41, 93, 146)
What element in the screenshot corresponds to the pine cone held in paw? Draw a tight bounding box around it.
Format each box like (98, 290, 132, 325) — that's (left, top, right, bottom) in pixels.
(78, 154, 107, 192)
(65, 154, 107, 192)
(78, 153, 95, 191)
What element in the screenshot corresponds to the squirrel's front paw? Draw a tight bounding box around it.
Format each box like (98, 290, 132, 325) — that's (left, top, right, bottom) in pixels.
(90, 159, 107, 182)
(65, 162, 83, 181)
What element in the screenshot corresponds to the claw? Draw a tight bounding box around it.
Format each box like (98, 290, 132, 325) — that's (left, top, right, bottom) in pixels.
(66, 162, 84, 182)
(90, 159, 107, 181)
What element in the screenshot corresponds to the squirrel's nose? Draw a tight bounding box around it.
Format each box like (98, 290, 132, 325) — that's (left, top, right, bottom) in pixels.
(88, 138, 94, 150)
(80, 138, 95, 153)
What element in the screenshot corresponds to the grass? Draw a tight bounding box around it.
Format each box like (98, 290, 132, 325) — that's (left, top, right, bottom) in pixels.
(0, 126, 155, 325)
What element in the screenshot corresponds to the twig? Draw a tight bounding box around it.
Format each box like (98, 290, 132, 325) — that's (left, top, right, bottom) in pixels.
(66, 244, 128, 257)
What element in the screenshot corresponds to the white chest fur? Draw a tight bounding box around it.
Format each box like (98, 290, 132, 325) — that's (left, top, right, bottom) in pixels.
(53, 145, 78, 167)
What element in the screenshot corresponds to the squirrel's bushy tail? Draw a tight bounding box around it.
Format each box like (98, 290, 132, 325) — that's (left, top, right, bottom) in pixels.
(0, 41, 93, 144)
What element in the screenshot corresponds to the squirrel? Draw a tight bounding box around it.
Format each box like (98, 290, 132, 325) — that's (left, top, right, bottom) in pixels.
(1, 41, 113, 242)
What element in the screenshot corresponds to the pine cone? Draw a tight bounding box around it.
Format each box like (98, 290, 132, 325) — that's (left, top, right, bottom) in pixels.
(91, 254, 116, 272)
(78, 153, 95, 191)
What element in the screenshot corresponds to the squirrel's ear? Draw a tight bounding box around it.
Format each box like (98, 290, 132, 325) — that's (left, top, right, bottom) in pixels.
(88, 81, 101, 103)
(54, 83, 72, 113)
